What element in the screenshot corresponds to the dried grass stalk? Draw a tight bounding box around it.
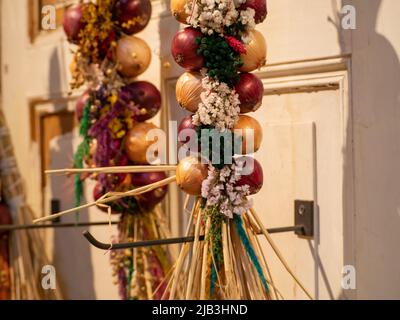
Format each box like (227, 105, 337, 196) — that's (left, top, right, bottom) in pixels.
(249, 208, 313, 300)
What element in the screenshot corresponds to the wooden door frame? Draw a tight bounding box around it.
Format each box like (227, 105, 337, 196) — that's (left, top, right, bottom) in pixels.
(29, 95, 76, 216)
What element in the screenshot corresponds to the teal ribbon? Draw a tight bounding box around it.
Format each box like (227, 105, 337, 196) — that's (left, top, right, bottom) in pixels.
(234, 215, 269, 293)
(210, 254, 218, 297)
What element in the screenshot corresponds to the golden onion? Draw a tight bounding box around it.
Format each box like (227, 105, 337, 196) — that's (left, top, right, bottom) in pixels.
(170, 0, 191, 24)
(240, 30, 267, 73)
(125, 122, 159, 164)
(176, 71, 203, 113)
(176, 156, 208, 196)
(116, 35, 152, 78)
(233, 115, 263, 154)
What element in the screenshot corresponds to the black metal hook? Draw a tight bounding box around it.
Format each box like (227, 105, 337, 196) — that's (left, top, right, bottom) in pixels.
(83, 225, 305, 251)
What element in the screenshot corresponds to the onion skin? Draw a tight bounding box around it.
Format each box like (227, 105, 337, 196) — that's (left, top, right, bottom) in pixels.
(240, 30, 267, 73)
(235, 156, 263, 195)
(76, 90, 90, 121)
(0, 203, 12, 235)
(122, 81, 161, 122)
(233, 115, 263, 154)
(63, 4, 84, 43)
(176, 72, 203, 112)
(116, 36, 152, 78)
(113, 0, 152, 35)
(234, 73, 264, 114)
(240, 0, 268, 24)
(125, 122, 159, 164)
(170, 0, 190, 24)
(176, 156, 208, 195)
(131, 172, 168, 211)
(171, 28, 204, 71)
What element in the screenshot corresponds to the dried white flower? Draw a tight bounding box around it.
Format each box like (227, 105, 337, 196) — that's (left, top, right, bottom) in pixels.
(192, 76, 240, 130)
(188, 0, 243, 35)
(201, 162, 252, 219)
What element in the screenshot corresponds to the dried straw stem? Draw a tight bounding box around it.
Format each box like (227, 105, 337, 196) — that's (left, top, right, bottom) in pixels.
(46, 165, 177, 175)
(169, 199, 199, 299)
(33, 176, 176, 224)
(200, 217, 211, 300)
(185, 207, 203, 299)
(243, 214, 279, 300)
(142, 248, 154, 300)
(249, 208, 314, 300)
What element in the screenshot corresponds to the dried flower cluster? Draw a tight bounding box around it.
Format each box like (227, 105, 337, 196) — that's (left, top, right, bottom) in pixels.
(184, 0, 261, 219)
(201, 161, 253, 218)
(186, 0, 256, 40)
(71, 0, 117, 89)
(192, 76, 240, 130)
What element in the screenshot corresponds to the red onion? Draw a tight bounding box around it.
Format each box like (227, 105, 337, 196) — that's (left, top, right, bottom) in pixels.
(63, 4, 84, 43)
(171, 28, 204, 71)
(178, 115, 197, 144)
(0, 203, 12, 235)
(240, 0, 268, 24)
(234, 73, 264, 114)
(76, 90, 90, 121)
(93, 183, 105, 202)
(92, 183, 119, 214)
(122, 82, 161, 122)
(131, 172, 168, 211)
(113, 0, 152, 35)
(235, 156, 263, 195)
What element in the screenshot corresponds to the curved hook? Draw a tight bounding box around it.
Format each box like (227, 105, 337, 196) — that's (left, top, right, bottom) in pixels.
(82, 230, 204, 250)
(83, 225, 304, 251)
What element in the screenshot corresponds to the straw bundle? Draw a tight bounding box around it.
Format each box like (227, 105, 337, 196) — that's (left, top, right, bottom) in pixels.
(109, 207, 178, 300)
(165, 198, 273, 300)
(0, 108, 62, 300)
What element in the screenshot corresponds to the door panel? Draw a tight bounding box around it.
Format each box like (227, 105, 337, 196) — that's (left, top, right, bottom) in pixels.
(253, 72, 347, 299)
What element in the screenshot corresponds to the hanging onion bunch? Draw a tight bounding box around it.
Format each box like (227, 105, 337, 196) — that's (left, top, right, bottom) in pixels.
(64, 0, 155, 90)
(162, 0, 305, 303)
(170, 0, 268, 205)
(63, 0, 168, 214)
(63, 0, 176, 302)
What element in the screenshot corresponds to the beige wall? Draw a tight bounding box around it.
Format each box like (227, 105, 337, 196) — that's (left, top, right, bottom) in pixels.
(1, 0, 399, 299)
(349, 0, 400, 299)
(0, 0, 169, 299)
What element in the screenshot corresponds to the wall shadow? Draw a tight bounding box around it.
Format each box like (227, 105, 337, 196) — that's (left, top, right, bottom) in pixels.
(48, 49, 96, 299)
(157, 1, 184, 235)
(331, 0, 400, 299)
